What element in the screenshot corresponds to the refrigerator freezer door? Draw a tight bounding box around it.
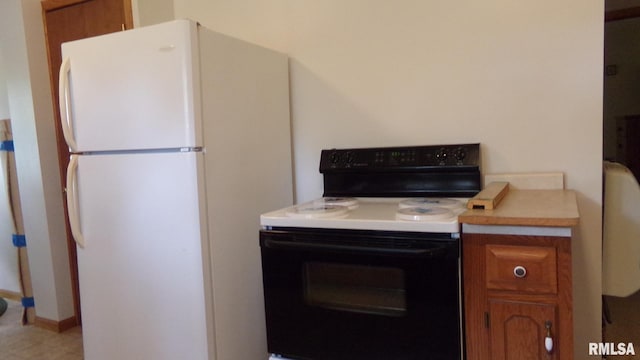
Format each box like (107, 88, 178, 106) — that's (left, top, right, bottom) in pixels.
(71, 151, 212, 360)
(60, 19, 201, 152)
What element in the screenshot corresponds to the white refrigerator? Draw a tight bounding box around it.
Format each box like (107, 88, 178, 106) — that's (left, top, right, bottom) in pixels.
(59, 19, 293, 360)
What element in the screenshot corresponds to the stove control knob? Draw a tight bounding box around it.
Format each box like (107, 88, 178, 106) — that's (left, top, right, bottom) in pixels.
(454, 147, 467, 162)
(435, 148, 448, 164)
(345, 151, 354, 164)
(329, 151, 340, 164)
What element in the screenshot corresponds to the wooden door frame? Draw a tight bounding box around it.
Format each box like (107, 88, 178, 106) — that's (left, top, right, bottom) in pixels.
(605, 6, 640, 21)
(42, 0, 133, 25)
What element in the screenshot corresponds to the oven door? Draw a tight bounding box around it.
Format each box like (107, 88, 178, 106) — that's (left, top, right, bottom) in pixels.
(260, 228, 462, 360)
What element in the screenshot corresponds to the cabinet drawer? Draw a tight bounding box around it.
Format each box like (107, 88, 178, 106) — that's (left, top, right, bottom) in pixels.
(485, 244, 557, 294)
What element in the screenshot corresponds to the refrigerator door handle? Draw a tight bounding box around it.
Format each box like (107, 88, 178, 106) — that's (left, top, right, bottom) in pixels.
(58, 57, 78, 152)
(66, 155, 85, 248)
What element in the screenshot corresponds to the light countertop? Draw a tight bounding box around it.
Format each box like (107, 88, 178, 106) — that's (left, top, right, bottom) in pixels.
(459, 189, 579, 227)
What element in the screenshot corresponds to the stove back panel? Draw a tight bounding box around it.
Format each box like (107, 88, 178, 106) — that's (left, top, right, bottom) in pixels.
(320, 143, 481, 198)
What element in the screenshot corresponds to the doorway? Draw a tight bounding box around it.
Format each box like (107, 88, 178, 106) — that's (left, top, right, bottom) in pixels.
(603, 1, 640, 345)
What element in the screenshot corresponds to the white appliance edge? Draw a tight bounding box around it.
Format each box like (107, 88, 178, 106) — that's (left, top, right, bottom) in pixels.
(62, 19, 292, 359)
(260, 199, 465, 234)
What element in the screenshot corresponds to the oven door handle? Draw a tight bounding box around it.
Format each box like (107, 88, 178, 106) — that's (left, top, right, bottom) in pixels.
(262, 238, 449, 257)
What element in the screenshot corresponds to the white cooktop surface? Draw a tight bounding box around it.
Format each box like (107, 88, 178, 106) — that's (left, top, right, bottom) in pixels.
(260, 197, 469, 233)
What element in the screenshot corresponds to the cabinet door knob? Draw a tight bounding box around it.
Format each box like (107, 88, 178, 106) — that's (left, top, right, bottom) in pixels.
(513, 265, 527, 278)
(545, 320, 553, 353)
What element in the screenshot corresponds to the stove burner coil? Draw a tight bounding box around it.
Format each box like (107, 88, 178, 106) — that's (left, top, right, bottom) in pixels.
(395, 207, 454, 221)
(314, 197, 359, 209)
(285, 205, 350, 219)
(398, 198, 462, 209)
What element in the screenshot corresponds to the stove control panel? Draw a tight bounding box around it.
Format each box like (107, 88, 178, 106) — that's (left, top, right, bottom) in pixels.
(320, 143, 480, 172)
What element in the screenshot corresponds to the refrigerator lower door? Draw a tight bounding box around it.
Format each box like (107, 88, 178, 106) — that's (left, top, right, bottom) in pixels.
(71, 151, 212, 360)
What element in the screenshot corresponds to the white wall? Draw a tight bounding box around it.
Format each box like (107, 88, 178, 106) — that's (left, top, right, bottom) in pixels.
(0, 54, 9, 119)
(0, 147, 20, 295)
(0, 56, 19, 295)
(174, 1, 604, 357)
(0, 0, 74, 321)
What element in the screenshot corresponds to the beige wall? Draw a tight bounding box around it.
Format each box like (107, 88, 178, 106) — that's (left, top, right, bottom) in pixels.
(132, 0, 175, 28)
(175, 1, 604, 358)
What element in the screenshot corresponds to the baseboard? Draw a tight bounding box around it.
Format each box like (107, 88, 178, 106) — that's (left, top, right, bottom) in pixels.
(0, 289, 22, 301)
(0, 290, 78, 331)
(34, 315, 79, 333)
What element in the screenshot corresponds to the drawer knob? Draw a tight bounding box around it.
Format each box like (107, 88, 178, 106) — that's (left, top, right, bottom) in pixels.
(513, 265, 527, 278)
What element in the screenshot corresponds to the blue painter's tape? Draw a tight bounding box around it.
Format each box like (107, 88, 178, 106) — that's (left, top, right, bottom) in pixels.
(21, 297, 35, 308)
(0, 140, 14, 152)
(12, 234, 26, 248)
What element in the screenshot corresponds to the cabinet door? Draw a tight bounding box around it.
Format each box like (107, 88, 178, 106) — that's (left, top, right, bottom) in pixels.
(489, 300, 557, 360)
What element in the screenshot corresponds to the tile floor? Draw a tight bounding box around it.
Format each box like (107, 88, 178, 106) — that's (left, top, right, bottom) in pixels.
(0, 299, 83, 360)
(1, 292, 637, 359)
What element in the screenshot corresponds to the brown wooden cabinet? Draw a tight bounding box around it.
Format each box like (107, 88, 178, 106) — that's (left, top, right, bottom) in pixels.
(463, 232, 573, 359)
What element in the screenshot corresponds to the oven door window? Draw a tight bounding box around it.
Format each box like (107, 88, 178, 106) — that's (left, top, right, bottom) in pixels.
(304, 262, 406, 317)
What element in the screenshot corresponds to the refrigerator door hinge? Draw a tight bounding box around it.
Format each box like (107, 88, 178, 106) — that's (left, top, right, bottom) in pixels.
(484, 311, 490, 328)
